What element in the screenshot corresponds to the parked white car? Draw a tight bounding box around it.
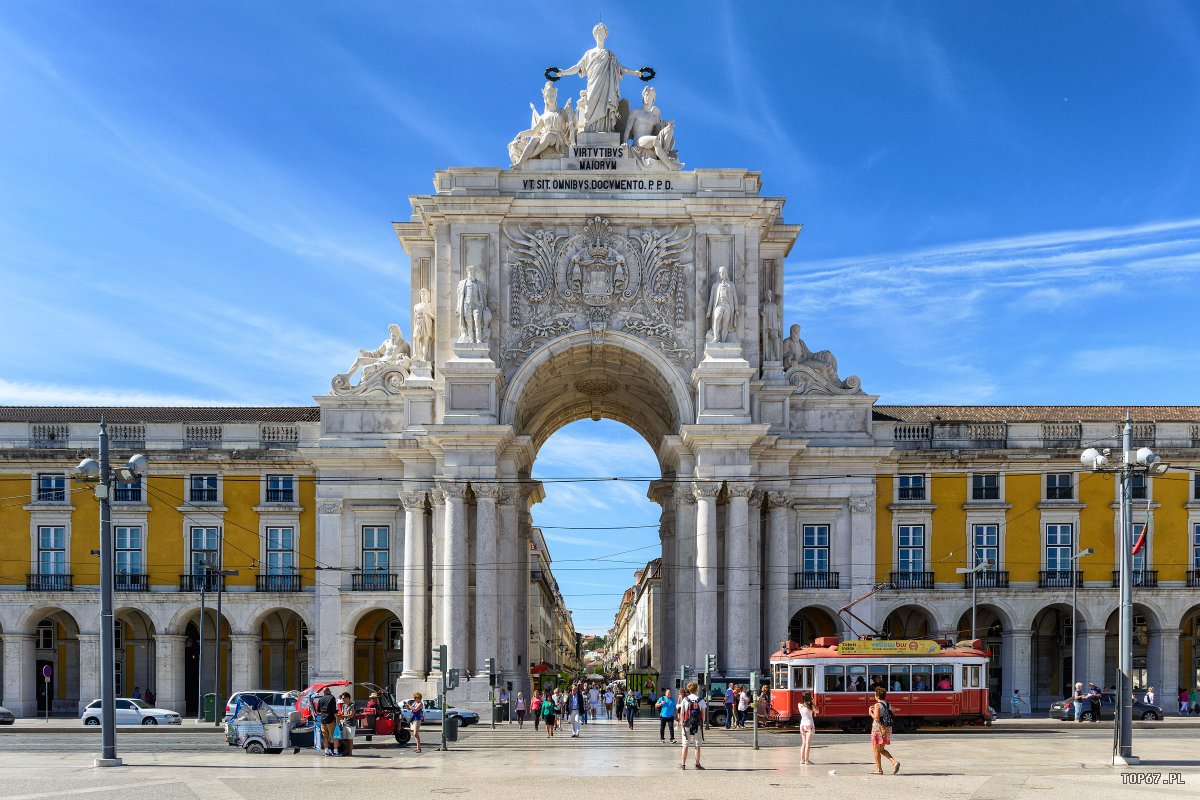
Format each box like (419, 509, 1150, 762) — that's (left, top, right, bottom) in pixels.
(399, 698, 479, 727)
(223, 690, 297, 722)
(81, 698, 182, 726)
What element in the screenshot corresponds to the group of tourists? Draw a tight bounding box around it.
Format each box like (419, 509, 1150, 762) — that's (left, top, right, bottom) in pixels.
(522, 681, 657, 736)
(301, 686, 361, 757)
(721, 684, 766, 729)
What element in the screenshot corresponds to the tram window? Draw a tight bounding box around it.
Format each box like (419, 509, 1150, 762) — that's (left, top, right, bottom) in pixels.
(912, 665, 932, 692)
(847, 665, 868, 692)
(890, 665, 910, 691)
(772, 664, 789, 690)
(824, 666, 845, 692)
(868, 664, 888, 691)
(792, 666, 814, 690)
(968, 665, 982, 688)
(933, 665, 954, 691)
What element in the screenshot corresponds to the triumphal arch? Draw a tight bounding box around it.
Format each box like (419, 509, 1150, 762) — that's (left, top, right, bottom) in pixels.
(311, 24, 883, 699)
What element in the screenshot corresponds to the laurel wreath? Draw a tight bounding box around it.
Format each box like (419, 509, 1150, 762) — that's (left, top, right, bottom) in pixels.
(639, 66, 655, 81)
(545, 66, 561, 82)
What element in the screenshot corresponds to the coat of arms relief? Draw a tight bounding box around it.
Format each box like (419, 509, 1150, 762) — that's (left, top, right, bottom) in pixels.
(501, 217, 693, 375)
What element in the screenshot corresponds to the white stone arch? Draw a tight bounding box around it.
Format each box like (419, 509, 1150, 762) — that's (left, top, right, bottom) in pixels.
(1021, 600, 1096, 634)
(18, 604, 85, 635)
(114, 603, 170, 638)
(343, 602, 403, 637)
(786, 601, 852, 642)
(247, 604, 313, 639)
(166, 604, 232, 636)
(876, 601, 944, 639)
(951, 599, 1017, 637)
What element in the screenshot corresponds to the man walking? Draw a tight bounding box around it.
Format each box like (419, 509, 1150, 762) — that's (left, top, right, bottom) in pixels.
(724, 685, 735, 730)
(679, 681, 706, 770)
(656, 688, 676, 743)
(569, 684, 583, 737)
(317, 687, 339, 756)
(1087, 683, 1102, 722)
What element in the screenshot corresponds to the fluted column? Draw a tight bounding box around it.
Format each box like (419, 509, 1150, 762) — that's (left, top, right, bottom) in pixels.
(440, 482, 470, 671)
(674, 487, 697, 675)
(765, 494, 791, 658)
(473, 483, 500, 672)
(693, 481, 720, 667)
(399, 490, 429, 678)
(725, 482, 753, 672)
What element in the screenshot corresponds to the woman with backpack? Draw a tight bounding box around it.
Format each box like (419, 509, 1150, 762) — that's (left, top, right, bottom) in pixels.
(798, 691, 816, 765)
(869, 686, 900, 774)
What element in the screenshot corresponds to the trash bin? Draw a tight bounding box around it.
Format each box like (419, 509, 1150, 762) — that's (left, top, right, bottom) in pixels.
(203, 693, 217, 723)
(443, 718, 458, 742)
(493, 703, 508, 723)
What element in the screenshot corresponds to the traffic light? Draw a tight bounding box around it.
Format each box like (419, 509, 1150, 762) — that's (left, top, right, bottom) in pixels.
(679, 665, 691, 684)
(447, 668, 460, 690)
(432, 644, 447, 674)
(705, 653, 717, 675)
(750, 671, 760, 693)
(484, 658, 496, 687)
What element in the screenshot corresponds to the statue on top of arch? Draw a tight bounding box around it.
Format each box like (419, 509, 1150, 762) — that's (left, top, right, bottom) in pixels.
(782, 323, 862, 395)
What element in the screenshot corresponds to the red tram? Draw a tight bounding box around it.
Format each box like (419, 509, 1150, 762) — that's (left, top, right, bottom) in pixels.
(769, 637, 992, 730)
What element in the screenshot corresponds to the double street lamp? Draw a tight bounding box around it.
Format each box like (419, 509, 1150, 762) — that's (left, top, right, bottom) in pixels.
(956, 560, 994, 640)
(73, 421, 149, 768)
(1069, 547, 1095, 703)
(1081, 417, 1169, 766)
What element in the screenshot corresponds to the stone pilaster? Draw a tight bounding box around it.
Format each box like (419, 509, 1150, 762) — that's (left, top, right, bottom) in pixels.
(230, 633, 262, 692)
(154, 634, 188, 714)
(313, 498, 345, 682)
(1084, 630, 1106, 690)
(673, 487, 697, 677)
(399, 490, 429, 678)
(473, 482, 500, 672)
(847, 495, 875, 623)
(766, 494, 791, 658)
(440, 482, 470, 671)
(498, 489, 521, 685)
(77, 633, 100, 716)
(693, 481, 720, 667)
(725, 482, 754, 672)
(1154, 628, 1180, 699)
(3, 633, 36, 716)
(429, 490, 446, 661)
(1002, 629, 1032, 710)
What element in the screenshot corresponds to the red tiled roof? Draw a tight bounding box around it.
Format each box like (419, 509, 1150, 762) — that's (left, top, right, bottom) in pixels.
(873, 406, 1200, 423)
(0, 406, 320, 423)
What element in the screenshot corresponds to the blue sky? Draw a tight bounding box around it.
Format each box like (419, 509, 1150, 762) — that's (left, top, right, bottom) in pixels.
(2, 1, 1199, 631)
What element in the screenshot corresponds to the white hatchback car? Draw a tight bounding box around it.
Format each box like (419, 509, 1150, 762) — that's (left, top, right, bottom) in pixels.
(82, 698, 182, 726)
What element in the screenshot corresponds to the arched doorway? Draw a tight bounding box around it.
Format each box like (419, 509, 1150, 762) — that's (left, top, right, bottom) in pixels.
(788, 607, 839, 646)
(29, 609, 80, 715)
(257, 609, 308, 691)
(882, 605, 935, 639)
(114, 609, 156, 699)
(1030, 603, 1085, 709)
(955, 605, 1006, 709)
(1105, 605, 1156, 693)
(1179, 605, 1200, 697)
(181, 610, 230, 717)
(354, 610, 402, 696)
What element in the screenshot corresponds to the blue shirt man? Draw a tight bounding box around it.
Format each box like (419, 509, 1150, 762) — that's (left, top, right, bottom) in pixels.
(724, 687, 736, 729)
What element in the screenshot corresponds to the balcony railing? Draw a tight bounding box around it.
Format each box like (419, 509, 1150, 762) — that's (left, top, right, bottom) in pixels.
(963, 570, 1009, 589)
(265, 489, 295, 504)
(1189, 570, 1200, 588)
(256, 573, 301, 592)
(114, 573, 149, 592)
(1038, 570, 1082, 588)
(890, 571, 934, 589)
(1112, 570, 1158, 588)
(26, 573, 72, 591)
(793, 571, 840, 589)
(351, 571, 398, 591)
(179, 573, 224, 592)
(113, 486, 143, 502)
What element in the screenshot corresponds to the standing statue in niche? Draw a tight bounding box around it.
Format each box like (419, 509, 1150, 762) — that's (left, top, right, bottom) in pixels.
(412, 287, 436, 362)
(556, 22, 645, 133)
(508, 82, 576, 167)
(622, 86, 682, 170)
(706, 266, 739, 344)
(456, 265, 489, 344)
(760, 289, 782, 361)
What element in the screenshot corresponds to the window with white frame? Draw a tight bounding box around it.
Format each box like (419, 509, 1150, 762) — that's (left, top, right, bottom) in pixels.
(190, 526, 220, 574)
(1045, 523, 1074, 572)
(1130, 473, 1147, 500)
(37, 473, 66, 502)
(897, 474, 926, 501)
(972, 523, 999, 568)
(266, 475, 295, 504)
(189, 474, 218, 503)
(36, 619, 54, 649)
(971, 473, 1000, 501)
(38, 526, 66, 574)
(115, 526, 143, 575)
(266, 527, 296, 574)
(362, 526, 389, 572)
(1194, 473, 1200, 501)
(1193, 524, 1200, 571)
(113, 619, 124, 650)
(387, 619, 403, 651)
(1132, 523, 1147, 572)
(114, 478, 141, 503)
(1046, 473, 1073, 500)
(897, 525, 926, 572)
(802, 525, 829, 573)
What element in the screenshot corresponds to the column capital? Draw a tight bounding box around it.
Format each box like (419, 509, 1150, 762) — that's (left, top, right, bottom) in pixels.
(767, 492, 792, 510)
(674, 485, 697, 504)
(497, 487, 518, 506)
(316, 499, 343, 515)
(438, 482, 468, 500)
(727, 481, 755, 498)
(849, 496, 873, 514)
(430, 490, 446, 507)
(692, 481, 720, 500)
(398, 490, 427, 510)
(472, 482, 501, 501)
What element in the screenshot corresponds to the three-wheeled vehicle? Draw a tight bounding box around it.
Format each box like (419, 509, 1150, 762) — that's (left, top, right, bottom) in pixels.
(227, 694, 315, 754)
(296, 680, 411, 746)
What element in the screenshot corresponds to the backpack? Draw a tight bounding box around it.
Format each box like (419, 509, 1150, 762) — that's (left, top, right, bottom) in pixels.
(877, 700, 894, 728)
(685, 696, 703, 733)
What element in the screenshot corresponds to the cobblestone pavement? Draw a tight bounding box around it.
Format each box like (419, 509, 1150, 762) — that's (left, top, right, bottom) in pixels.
(1, 720, 1198, 800)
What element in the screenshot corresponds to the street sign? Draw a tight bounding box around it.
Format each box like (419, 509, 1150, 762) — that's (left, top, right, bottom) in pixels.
(42, 664, 52, 679)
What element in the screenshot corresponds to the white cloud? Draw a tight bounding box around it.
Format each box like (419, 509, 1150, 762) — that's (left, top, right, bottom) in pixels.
(0, 379, 228, 407)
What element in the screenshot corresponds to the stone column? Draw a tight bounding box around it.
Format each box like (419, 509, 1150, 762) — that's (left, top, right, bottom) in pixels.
(658, 495, 676, 677)
(693, 481, 720, 667)
(473, 483, 500, 672)
(499, 490, 521, 684)
(77, 633, 100, 715)
(1084, 630, 1106, 689)
(2, 633, 36, 716)
(1003, 629, 1032, 710)
(230, 633, 262, 691)
(847, 496, 876, 626)
(430, 491, 446, 658)
(399, 490, 429, 678)
(766, 494, 790, 659)
(155, 634, 188, 714)
(440, 482, 470, 671)
(674, 487, 697, 677)
(1155, 628, 1181, 700)
(725, 482, 753, 673)
(313, 499, 345, 681)
(747, 491, 762, 671)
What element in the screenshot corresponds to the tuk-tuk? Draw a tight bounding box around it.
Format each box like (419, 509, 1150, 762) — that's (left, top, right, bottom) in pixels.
(296, 680, 411, 746)
(227, 695, 314, 754)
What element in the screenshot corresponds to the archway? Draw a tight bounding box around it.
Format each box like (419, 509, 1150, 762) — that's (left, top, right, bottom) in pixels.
(28, 609, 80, 715)
(882, 605, 935, 639)
(955, 604, 1007, 708)
(114, 609, 156, 700)
(353, 610, 402, 696)
(256, 609, 308, 690)
(1030, 603, 1087, 710)
(1105, 605, 1157, 693)
(180, 610, 230, 717)
(1179, 605, 1200, 698)
(788, 606, 839, 646)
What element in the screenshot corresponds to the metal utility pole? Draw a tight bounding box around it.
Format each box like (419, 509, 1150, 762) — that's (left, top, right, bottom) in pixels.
(196, 578, 206, 723)
(1069, 547, 1094, 702)
(1115, 419, 1136, 765)
(211, 553, 238, 727)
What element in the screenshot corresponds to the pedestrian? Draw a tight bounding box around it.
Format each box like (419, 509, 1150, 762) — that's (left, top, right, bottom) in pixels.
(626, 689, 637, 729)
(724, 685, 736, 730)
(317, 687, 339, 756)
(1191, 687, 1199, 715)
(301, 688, 322, 752)
(132, 686, 142, 700)
(589, 684, 600, 720)
(1011, 688, 1024, 718)
(569, 684, 583, 737)
(604, 687, 614, 719)
(1087, 683, 1102, 722)
(542, 690, 557, 737)
(499, 687, 510, 723)
(407, 692, 425, 753)
(869, 686, 899, 774)
(1142, 686, 1155, 707)
(656, 688, 676, 743)
(679, 680, 706, 770)
(1072, 682, 1085, 722)
(336, 692, 356, 756)
(615, 687, 625, 720)
(798, 691, 816, 765)
(144, 688, 156, 707)
(737, 685, 751, 728)
(516, 691, 526, 728)
(757, 685, 769, 723)
(531, 690, 542, 731)
(1179, 687, 1189, 716)
(633, 688, 642, 711)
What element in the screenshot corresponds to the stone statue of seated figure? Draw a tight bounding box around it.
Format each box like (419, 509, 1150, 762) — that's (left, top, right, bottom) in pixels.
(332, 324, 411, 392)
(509, 82, 575, 168)
(622, 86, 682, 171)
(782, 323, 861, 394)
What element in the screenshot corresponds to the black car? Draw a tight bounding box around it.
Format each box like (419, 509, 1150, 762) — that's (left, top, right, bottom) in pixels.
(1048, 692, 1163, 721)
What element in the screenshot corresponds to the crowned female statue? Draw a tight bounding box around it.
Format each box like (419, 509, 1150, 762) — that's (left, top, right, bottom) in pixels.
(558, 22, 643, 133)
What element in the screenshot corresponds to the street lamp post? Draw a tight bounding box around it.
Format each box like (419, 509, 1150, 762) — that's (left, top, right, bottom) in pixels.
(1082, 417, 1167, 766)
(210, 556, 239, 727)
(955, 560, 994, 640)
(73, 422, 148, 768)
(1070, 547, 1095, 703)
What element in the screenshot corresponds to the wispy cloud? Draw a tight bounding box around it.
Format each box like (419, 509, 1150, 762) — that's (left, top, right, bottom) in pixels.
(0, 379, 227, 407)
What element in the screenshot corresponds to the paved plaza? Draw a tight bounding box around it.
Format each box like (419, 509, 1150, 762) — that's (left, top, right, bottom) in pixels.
(1, 720, 1198, 800)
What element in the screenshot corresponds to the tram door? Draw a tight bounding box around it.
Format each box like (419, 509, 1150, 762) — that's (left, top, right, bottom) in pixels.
(961, 664, 983, 714)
